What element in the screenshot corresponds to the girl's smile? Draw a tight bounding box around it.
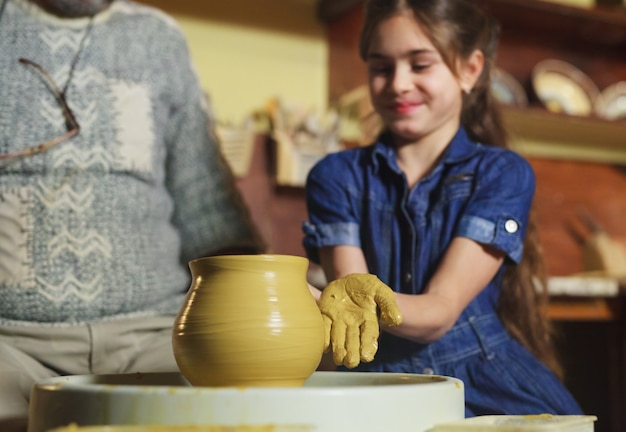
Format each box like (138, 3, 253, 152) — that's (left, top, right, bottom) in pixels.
(390, 100, 423, 115)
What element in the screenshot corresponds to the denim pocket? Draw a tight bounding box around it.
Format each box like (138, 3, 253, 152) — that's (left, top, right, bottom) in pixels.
(441, 172, 474, 202)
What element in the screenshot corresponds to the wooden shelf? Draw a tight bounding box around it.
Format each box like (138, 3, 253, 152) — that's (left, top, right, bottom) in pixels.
(320, 0, 626, 31)
(502, 106, 626, 164)
(322, 0, 626, 93)
(476, 0, 626, 49)
(547, 276, 626, 321)
(319, 0, 626, 29)
(549, 296, 624, 321)
(476, 0, 626, 91)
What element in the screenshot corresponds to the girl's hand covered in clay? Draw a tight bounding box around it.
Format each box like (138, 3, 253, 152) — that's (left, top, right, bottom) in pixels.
(318, 273, 402, 368)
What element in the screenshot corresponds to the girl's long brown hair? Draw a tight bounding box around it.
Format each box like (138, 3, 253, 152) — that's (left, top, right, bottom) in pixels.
(359, 0, 563, 378)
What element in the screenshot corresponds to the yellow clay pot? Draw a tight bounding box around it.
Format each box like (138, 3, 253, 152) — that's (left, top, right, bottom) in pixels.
(172, 254, 325, 387)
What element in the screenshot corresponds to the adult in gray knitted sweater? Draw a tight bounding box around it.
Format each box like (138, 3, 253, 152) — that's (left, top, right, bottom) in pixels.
(0, 0, 265, 429)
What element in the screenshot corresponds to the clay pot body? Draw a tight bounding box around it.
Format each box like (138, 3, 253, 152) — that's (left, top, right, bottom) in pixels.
(172, 254, 325, 387)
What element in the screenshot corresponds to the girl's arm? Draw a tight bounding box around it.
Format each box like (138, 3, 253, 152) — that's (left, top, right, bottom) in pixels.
(319, 238, 505, 344)
(320, 245, 370, 282)
(307, 244, 368, 302)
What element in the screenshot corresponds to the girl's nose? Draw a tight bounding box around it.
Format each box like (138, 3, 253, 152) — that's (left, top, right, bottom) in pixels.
(391, 67, 413, 93)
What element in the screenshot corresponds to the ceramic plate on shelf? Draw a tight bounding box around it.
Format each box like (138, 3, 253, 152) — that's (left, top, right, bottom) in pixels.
(595, 81, 626, 120)
(490, 68, 527, 106)
(531, 59, 600, 116)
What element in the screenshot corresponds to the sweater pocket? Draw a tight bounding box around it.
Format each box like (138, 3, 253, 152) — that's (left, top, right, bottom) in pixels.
(0, 187, 33, 287)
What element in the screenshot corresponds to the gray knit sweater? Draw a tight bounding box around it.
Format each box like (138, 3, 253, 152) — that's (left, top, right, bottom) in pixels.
(0, 0, 262, 325)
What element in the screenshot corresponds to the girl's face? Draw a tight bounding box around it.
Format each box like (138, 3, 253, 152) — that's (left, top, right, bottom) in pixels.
(365, 14, 475, 145)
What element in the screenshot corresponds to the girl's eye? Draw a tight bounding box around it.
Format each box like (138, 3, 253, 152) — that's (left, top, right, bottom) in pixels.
(412, 63, 429, 72)
(368, 64, 393, 75)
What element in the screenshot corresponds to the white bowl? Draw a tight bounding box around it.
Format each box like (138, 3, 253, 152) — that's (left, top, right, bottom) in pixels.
(491, 68, 528, 107)
(596, 81, 626, 120)
(531, 59, 599, 116)
(29, 371, 464, 432)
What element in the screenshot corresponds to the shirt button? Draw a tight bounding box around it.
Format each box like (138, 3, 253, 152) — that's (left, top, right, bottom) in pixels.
(423, 367, 434, 375)
(504, 219, 518, 233)
(404, 272, 412, 284)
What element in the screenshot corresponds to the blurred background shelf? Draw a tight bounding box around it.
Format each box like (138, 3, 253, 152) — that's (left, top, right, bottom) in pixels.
(502, 107, 626, 164)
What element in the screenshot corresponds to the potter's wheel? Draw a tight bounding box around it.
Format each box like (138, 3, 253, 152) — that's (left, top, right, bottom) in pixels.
(29, 371, 464, 432)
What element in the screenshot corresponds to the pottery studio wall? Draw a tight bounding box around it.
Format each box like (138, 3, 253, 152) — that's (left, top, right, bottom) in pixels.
(136, 0, 328, 125)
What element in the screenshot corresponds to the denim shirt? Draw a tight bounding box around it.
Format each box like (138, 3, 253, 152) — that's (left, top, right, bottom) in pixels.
(303, 127, 534, 371)
(302, 128, 583, 416)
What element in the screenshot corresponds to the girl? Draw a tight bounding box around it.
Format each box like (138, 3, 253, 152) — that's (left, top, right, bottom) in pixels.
(303, 0, 583, 416)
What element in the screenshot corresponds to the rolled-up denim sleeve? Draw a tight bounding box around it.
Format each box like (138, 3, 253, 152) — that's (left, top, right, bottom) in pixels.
(455, 152, 535, 264)
(302, 153, 361, 264)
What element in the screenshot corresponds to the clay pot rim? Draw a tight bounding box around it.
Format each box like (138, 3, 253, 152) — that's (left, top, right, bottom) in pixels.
(189, 254, 309, 266)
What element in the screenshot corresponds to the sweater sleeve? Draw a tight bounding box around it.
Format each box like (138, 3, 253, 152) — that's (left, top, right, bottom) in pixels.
(163, 37, 264, 264)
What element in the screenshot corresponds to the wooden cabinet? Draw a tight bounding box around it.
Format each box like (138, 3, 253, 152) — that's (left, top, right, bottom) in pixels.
(320, 0, 626, 93)
(474, 0, 626, 91)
